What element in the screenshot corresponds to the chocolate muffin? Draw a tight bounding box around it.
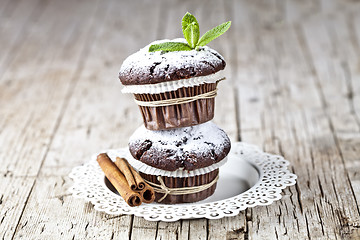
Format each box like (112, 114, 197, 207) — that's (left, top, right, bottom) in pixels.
(119, 38, 226, 130)
(128, 121, 231, 171)
(127, 121, 231, 204)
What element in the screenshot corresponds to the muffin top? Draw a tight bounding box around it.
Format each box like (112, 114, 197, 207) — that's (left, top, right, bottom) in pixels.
(128, 121, 231, 171)
(119, 39, 226, 86)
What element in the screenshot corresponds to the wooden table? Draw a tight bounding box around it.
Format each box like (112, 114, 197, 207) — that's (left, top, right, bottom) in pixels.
(1, 0, 359, 239)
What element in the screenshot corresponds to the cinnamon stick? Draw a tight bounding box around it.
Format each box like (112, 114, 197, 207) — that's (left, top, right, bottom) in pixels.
(115, 157, 145, 190)
(115, 157, 155, 204)
(96, 153, 142, 207)
(114, 157, 137, 191)
(139, 183, 156, 203)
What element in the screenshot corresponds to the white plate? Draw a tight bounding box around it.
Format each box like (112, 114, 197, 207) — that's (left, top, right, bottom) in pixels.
(69, 142, 297, 222)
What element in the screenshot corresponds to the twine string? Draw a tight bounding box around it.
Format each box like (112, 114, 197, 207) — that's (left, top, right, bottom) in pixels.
(135, 89, 217, 107)
(134, 78, 226, 107)
(144, 174, 219, 202)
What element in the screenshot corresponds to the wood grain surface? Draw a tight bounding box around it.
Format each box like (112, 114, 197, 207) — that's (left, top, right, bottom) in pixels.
(0, 0, 359, 239)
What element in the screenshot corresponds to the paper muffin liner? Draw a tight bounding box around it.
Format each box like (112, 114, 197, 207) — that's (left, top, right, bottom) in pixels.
(140, 169, 219, 204)
(121, 70, 224, 94)
(134, 83, 217, 130)
(126, 150, 228, 177)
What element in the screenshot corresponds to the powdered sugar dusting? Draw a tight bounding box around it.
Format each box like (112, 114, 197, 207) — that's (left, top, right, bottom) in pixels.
(129, 121, 230, 164)
(119, 38, 225, 85)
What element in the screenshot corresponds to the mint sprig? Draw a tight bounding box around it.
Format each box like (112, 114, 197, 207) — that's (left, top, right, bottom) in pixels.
(182, 12, 200, 49)
(197, 21, 231, 47)
(149, 42, 192, 52)
(149, 12, 231, 52)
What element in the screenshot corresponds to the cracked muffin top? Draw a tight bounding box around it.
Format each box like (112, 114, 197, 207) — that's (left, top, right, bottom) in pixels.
(118, 38, 226, 86)
(128, 121, 231, 171)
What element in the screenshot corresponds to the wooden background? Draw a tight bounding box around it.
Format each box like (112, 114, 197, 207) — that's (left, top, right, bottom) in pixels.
(0, 0, 359, 239)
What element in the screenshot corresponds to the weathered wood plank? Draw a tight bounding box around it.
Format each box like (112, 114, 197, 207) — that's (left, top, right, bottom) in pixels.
(10, 0, 164, 239)
(232, 0, 360, 239)
(343, 10, 360, 213)
(188, 219, 207, 240)
(0, 0, 44, 76)
(0, 0, 107, 239)
(0, 176, 35, 239)
(232, 2, 307, 239)
(300, 7, 360, 239)
(0, 0, 101, 176)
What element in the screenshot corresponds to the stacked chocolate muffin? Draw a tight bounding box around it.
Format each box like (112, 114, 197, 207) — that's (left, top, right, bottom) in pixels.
(118, 39, 231, 204)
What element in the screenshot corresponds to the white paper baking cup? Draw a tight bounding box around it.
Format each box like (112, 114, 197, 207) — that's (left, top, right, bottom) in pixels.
(121, 70, 225, 94)
(103, 148, 228, 178)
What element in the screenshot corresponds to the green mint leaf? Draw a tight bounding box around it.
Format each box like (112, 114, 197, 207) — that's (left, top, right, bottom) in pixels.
(197, 21, 231, 47)
(149, 42, 192, 52)
(181, 12, 200, 48)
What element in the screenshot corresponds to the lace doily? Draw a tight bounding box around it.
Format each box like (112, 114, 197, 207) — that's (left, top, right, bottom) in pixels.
(69, 142, 297, 222)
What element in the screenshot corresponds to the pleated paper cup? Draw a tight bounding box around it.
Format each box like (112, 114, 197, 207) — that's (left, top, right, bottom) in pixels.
(134, 83, 217, 130)
(140, 169, 219, 204)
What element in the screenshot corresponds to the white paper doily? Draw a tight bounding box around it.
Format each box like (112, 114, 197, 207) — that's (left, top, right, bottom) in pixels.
(69, 142, 297, 222)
